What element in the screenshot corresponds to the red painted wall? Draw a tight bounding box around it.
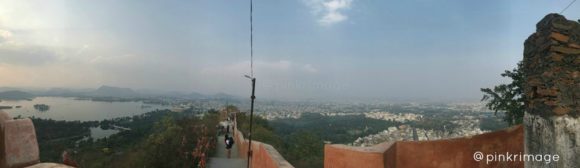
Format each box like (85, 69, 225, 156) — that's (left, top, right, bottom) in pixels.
(325, 125, 524, 168)
(233, 125, 294, 168)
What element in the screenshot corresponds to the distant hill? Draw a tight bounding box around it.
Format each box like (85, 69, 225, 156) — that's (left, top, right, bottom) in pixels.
(158, 91, 243, 100)
(0, 87, 22, 92)
(0, 90, 35, 100)
(91, 85, 139, 98)
(211, 92, 239, 100)
(188, 92, 207, 99)
(0, 86, 242, 100)
(42, 88, 88, 97)
(161, 91, 240, 100)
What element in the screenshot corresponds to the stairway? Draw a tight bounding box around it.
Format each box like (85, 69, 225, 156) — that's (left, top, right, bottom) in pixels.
(208, 131, 246, 168)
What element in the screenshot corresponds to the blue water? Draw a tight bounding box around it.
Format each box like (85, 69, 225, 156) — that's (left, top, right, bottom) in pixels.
(0, 97, 168, 121)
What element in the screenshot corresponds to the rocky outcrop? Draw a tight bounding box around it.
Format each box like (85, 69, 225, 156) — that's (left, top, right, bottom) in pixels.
(0, 111, 73, 168)
(1, 111, 39, 168)
(523, 13, 580, 168)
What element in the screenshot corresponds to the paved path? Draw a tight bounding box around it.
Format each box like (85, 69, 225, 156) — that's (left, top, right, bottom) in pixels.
(208, 124, 246, 168)
(207, 157, 246, 168)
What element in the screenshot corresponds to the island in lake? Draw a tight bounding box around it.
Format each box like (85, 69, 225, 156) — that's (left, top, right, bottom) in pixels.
(34, 104, 50, 112)
(0, 106, 12, 110)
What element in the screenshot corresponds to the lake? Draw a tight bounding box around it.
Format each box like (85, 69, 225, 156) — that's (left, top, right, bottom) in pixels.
(0, 97, 168, 121)
(90, 127, 120, 139)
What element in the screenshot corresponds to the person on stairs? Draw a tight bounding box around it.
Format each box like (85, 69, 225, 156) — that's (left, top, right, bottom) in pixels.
(225, 134, 235, 158)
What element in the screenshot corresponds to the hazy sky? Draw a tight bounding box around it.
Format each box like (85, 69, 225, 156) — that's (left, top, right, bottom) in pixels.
(0, 0, 579, 101)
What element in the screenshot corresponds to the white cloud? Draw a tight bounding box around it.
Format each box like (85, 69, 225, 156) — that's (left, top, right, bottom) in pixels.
(0, 0, 68, 31)
(303, 0, 353, 26)
(302, 64, 319, 73)
(197, 60, 323, 98)
(201, 60, 297, 77)
(200, 60, 320, 79)
(0, 44, 57, 65)
(0, 29, 13, 43)
(0, 29, 61, 66)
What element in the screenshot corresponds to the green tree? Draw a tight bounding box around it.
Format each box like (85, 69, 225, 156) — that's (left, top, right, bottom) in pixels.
(142, 116, 183, 167)
(225, 105, 239, 112)
(285, 131, 323, 168)
(480, 61, 525, 125)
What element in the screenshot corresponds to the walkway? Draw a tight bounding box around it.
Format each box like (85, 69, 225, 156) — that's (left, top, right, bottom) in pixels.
(208, 122, 246, 168)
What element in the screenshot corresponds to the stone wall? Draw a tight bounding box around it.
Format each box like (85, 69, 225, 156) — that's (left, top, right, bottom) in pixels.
(0, 111, 73, 168)
(392, 126, 523, 168)
(233, 122, 294, 168)
(523, 13, 580, 168)
(324, 13, 578, 168)
(1, 111, 40, 168)
(324, 125, 524, 168)
(324, 141, 394, 168)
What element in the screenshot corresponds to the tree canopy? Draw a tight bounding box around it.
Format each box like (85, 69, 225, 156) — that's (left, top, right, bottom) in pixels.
(480, 61, 525, 125)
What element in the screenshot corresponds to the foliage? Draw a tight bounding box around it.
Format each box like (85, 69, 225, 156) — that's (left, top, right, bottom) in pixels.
(237, 112, 400, 168)
(407, 118, 459, 132)
(225, 105, 238, 113)
(479, 115, 509, 131)
(236, 112, 284, 148)
(140, 116, 185, 167)
(31, 118, 96, 142)
(480, 61, 525, 125)
(284, 131, 324, 168)
(108, 111, 219, 168)
(31, 118, 97, 162)
(32, 107, 219, 168)
(272, 113, 401, 144)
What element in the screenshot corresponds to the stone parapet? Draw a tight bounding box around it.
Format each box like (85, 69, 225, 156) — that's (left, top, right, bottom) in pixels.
(325, 142, 394, 168)
(0, 111, 73, 168)
(2, 118, 40, 168)
(324, 125, 523, 168)
(233, 121, 294, 168)
(523, 13, 579, 118)
(523, 13, 580, 168)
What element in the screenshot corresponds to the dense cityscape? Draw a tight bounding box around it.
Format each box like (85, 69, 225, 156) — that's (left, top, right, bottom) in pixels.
(246, 101, 498, 147)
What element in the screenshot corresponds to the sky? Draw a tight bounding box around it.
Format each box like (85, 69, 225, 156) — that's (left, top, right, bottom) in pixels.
(0, 0, 579, 101)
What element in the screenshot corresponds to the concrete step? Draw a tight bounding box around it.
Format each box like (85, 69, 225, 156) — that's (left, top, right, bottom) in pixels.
(207, 157, 246, 168)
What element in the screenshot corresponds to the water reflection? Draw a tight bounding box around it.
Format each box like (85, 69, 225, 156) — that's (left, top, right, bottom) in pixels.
(33, 104, 50, 112)
(0, 97, 168, 121)
(90, 127, 120, 139)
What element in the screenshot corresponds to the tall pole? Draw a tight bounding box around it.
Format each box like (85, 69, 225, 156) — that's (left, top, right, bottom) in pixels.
(247, 0, 255, 167)
(247, 78, 256, 168)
